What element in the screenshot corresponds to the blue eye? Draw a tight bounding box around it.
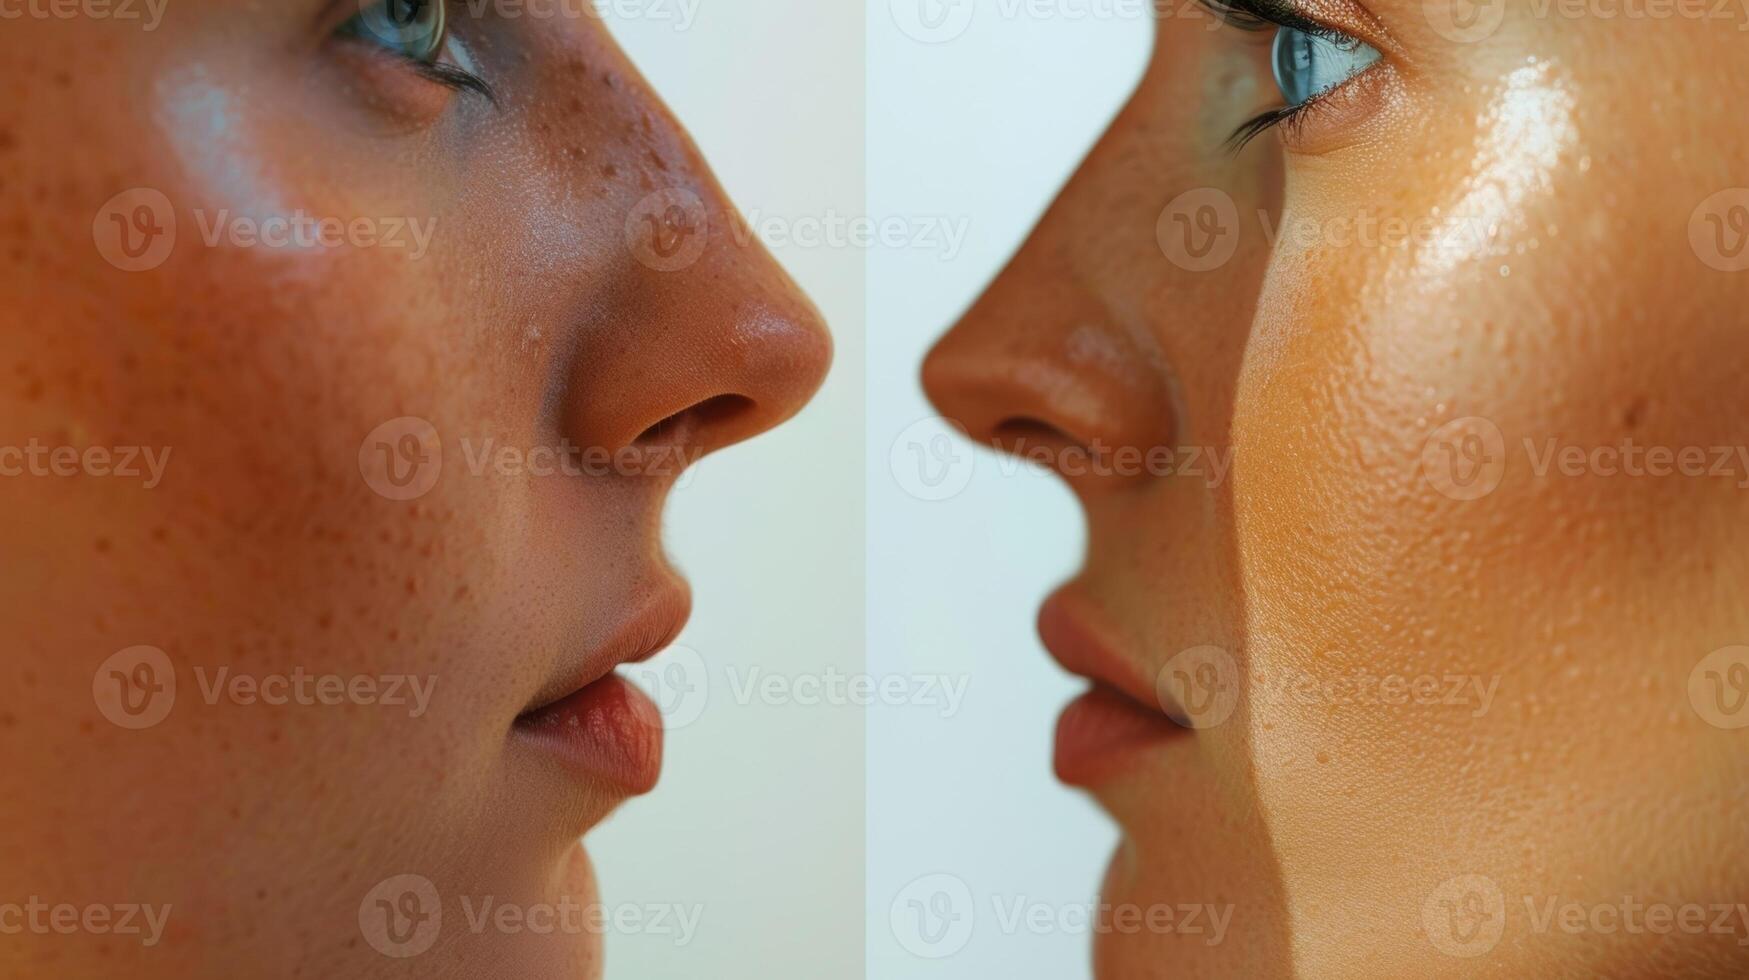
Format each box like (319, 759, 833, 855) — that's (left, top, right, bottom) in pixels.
(1271, 28, 1382, 106)
(332, 0, 495, 102)
(339, 0, 448, 64)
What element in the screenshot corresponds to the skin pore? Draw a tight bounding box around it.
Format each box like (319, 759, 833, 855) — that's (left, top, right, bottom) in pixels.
(927, 4, 1748, 979)
(0, 3, 828, 977)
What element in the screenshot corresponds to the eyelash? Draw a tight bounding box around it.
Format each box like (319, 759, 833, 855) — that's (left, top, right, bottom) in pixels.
(411, 60, 498, 104)
(1195, 0, 1356, 151)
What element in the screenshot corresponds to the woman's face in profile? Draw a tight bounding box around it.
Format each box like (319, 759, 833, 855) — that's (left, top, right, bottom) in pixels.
(0, 3, 827, 976)
(927, 8, 1748, 979)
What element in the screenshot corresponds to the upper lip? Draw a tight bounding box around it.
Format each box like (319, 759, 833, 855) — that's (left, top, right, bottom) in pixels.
(517, 581, 693, 719)
(1037, 586, 1166, 716)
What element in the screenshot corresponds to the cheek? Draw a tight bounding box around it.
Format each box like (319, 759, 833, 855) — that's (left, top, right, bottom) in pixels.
(80, 61, 552, 681)
(1, 71, 555, 820)
(1230, 128, 1749, 929)
(1230, 55, 1699, 709)
(0, 232, 563, 978)
(155, 244, 553, 732)
(6, 244, 516, 709)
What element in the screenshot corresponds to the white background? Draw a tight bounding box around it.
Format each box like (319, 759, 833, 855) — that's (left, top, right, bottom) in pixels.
(597, 4, 865, 978)
(867, 4, 1150, 978)
(603, 2, 1152, 977)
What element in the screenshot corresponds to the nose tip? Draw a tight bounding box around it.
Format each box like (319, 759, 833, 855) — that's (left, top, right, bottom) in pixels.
(561, 196, 832, 474)
(922, 274, 1175, 490)
(652, 297, 833, 460)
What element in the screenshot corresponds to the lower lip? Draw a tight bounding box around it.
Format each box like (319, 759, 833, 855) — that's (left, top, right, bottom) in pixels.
(516, 672, 664, 795)
(1054, 684, 1185, 787)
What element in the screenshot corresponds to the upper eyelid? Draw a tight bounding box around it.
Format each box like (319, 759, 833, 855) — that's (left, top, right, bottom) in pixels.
(1198, 0, 1406, 63)
(1197, 0, 1343, 37)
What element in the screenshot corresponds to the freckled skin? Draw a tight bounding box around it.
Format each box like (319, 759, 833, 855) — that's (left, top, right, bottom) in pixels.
(0, 6, 828, 979)
(928, 9, 1748, 980)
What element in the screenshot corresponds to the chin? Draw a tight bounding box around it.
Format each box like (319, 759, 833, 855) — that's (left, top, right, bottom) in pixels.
(472, 842, 607, 980)
(1081, 745, 1296, 980)
(1091, 834, 1288, 980)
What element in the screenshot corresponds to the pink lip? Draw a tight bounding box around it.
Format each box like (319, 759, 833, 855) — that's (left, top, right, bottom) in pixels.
(1038, 588, 1159, 709)
(517, 673, 666, 795)
(1038, 588, 1186, 787)
(514, 584, 691, 795)
(1054, 684, 1183, 786)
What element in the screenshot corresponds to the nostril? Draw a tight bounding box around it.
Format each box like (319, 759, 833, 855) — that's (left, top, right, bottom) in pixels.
(992, 417, 1086, 456)
(634, 394, 755, 446)
(993, 417, 1069, 441)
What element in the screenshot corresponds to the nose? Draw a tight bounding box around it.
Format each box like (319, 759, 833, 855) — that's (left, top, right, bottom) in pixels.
(559, 193, 832, 470)
(545, 65, 832, 477)
(922, 246, 1177, 491)
(922, 27, 1280, 495)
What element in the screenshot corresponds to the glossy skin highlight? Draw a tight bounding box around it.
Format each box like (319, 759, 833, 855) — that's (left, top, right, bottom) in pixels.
(0, 5, 828, 977)
(927, 6, 1749, 979)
